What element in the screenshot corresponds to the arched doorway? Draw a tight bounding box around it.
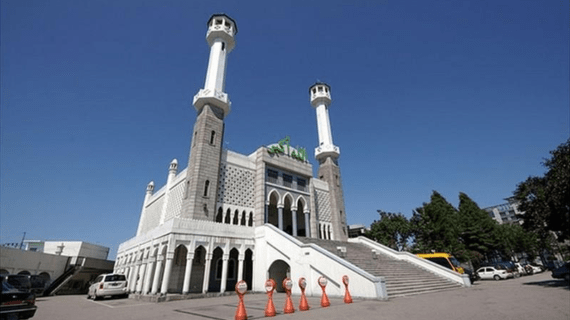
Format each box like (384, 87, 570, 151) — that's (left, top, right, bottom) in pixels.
(208, 247, 224, 292)
(189, 246, 206, 293)
(170, 245, 187, 293)
(297, 199, 306, 237)
(226, 248, 239, 290)
(268, 260, 290, 292)
(283, 196, 293, 235)
(243, 249, 253, 290)
(267, 192, 279, 227)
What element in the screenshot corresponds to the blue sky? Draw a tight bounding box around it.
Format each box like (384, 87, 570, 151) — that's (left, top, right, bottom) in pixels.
(1, 0, 568, 259)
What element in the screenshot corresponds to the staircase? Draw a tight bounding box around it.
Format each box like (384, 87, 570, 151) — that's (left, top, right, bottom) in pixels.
(296, 237, 463, 298)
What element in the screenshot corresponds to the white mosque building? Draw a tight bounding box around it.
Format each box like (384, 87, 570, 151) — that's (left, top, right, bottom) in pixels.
(114, 14, 470, 301)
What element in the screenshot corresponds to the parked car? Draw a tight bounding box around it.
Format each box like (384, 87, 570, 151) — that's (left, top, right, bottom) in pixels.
(514, 263, 526, 275)
(476, 266, 514, 280)
(87, 274, 128, 300)
(28, 276, 47, 296)
(0, 275, 31, 292)
(551, 262, 569, 282)
(0, 278, 37, 320)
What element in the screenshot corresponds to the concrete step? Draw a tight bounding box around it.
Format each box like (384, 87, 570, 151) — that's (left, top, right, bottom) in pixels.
(295, 237, 464, 299)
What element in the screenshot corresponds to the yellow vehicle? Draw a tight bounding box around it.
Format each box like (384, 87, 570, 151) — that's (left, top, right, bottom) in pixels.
(416, 253, 465, 274)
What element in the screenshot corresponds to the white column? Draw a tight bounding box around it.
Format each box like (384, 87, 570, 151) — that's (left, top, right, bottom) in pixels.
(160, 252, 174, 294)
(278, 206, 284, 230)
(292, 209, 298, 236)
(136, 263, 147, 293)
(237, 254, 244, 282)
(220, 254, 229, 293)
(151, 256, 164, 294)
(142, 259, 155, 294)
(304, 212, 310, 237)
(316, 104, 334, 147)
(202, 253, 213, 294)
(130, 264, 140, 292)
(182, 252, 194, 294)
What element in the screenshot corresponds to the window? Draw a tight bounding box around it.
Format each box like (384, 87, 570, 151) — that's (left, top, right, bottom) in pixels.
(267, 169, 278, 184)
(297, 178, 306, 191)
(210, 131, 216, 145)
(104, 274, 126, 282)
(221, 42, 225, 51)
(283, 174, 293, 188)
(204, 180, 210, 197)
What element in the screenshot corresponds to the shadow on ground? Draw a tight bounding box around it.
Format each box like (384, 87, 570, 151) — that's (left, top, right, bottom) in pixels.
(523, 279, 570, 290)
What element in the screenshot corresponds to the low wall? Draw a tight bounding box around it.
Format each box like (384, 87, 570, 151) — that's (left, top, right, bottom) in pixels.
(254, 225, 386, 299)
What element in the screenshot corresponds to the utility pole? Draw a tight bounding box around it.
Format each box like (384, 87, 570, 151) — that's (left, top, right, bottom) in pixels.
(19, 232, 26, 250)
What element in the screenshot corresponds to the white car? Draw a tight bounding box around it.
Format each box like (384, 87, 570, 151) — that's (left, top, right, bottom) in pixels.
(87, 274, 128, 300)
(476, 267, 514, 280)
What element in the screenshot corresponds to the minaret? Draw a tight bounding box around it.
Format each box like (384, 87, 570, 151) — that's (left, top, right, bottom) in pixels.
(310, 82, 348, 241)
(181, 14, 237, 221)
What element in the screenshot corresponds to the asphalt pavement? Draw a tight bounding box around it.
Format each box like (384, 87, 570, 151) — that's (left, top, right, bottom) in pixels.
(33, 271, 569, 320)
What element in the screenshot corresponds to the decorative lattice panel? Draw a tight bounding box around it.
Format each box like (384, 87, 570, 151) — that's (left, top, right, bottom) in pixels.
(217, 164, 255, 208)
(166, 181, 185, 220)
(141, 196, 164, 234)
(315, 189, 331, 223)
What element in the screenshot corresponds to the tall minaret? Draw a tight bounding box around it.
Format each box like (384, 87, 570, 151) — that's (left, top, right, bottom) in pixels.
(181, 14, 237, 221)
(310, 82, 348, 241)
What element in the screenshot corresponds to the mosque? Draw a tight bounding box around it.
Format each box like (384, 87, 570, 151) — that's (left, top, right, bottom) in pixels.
(114, 14, 470, 300)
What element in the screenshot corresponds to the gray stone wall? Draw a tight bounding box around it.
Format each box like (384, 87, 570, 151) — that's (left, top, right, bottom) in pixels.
(180, 104, 225, 221)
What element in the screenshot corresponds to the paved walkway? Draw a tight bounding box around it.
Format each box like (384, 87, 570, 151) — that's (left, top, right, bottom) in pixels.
(34, 272, 569, 320)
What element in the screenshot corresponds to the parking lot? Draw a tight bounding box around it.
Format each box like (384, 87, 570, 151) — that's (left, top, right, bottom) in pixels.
(33, 272, 569, 320)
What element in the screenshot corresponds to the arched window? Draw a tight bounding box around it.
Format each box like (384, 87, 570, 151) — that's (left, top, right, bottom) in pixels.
(225, 209, 231, 224)
(233, 210, 239, 225)
(204, 180, 210, 197)
(216, 207, 223, 223)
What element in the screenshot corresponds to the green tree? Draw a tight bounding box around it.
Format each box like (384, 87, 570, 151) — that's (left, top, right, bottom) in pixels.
(494, 223, 539, 261)
(514, 139, 570, 242)
(457, 192, 497, 262)
(411, 191, 463, 255)
(366, 211, 411, 251)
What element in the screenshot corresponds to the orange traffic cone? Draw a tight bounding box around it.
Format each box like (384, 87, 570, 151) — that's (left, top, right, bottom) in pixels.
(283, 278, 295, 314)
(235, 295, 247, 320)
(284, 294, 295, 314)
(320, 289, 330, 308)
(299, 293, 310, 311)
(343, 275, 352, 304)
(265, 288, 276, 317)
(318, 276, 330, 308)
(298, 277, 309, 311)
(344, 287, 353, 304)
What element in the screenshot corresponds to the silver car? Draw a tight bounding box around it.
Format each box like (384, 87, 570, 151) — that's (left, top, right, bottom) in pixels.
(87, 274, 128, 300)
(476, 267, 514, 280)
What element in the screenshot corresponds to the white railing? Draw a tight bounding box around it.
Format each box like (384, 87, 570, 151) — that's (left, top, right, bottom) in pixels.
(349, 236, 471, 286)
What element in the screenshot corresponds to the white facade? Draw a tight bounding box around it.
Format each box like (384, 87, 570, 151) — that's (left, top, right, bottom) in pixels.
(43, 241, 110, 260)
(484, 199, 524, 225)
(115, 14, 361, 299)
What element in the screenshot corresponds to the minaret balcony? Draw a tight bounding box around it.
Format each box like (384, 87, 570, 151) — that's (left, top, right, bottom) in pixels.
(315, 145, 340, 160)
(193, 88, 231, 116)
(206, 15, 237, 52)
